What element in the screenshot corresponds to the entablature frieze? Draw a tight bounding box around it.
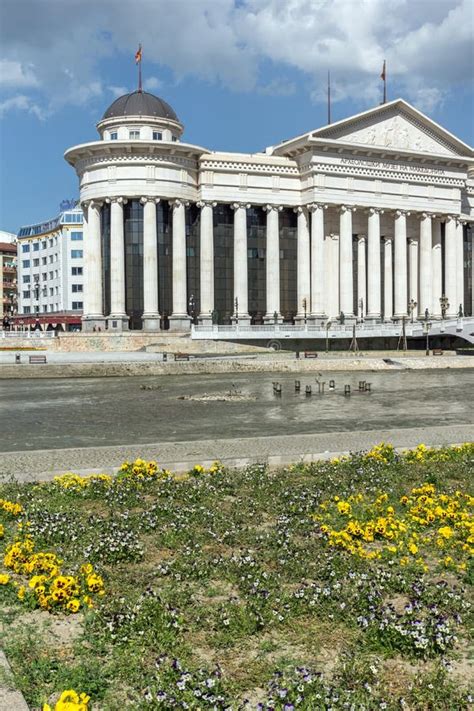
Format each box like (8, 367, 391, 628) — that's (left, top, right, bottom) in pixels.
(75, 152, 198, 174)
(200, 160, 299, 176)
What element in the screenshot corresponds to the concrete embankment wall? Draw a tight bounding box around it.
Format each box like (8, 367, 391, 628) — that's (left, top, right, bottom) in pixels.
(1, 356, 473, 379)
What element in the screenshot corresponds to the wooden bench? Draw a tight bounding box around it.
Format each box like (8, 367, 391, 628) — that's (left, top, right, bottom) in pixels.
(432, 348, 443, 356)
(304, 351, 318, 359)
(174, 353, 190, 362)
(29, 355, 47, 364)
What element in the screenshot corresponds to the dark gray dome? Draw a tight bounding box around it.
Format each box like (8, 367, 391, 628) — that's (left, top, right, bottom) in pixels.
(102, 91, 179, 121)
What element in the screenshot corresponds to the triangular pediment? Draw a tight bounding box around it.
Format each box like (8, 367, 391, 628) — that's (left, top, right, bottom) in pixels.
(311, 100, 472, 158)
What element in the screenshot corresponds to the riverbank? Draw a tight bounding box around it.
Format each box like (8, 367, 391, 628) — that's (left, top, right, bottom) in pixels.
(1, 353, 473, 378)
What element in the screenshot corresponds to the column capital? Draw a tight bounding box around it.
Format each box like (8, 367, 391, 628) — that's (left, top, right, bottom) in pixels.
(307, 202, 328, 212)
(169, 199, 189, 209)
(197, 200, 217, 209)
(263, 204, 283, 212)
(356, 234, 367, 243)
(140, 197, 160, 205)
(340, 205, 356, 213)
(408, 237, 418, 246)
(418, 211, 436, 220)
(106, 196, 128, 205)
(81, 199, 103, 211)
(394, 209, 410, 218)
(445, 214, 458, 223)
(367, 207, 384, 215)
(231, 202, 251, 211)
(383, 236, 393, 244)
(293, 206, 305, 214)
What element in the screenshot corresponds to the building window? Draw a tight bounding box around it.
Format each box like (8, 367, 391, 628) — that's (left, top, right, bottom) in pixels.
(49, 288, 54, 296)
(129, 130, 140, 139)
(49, 255, 54, 263)
(110, 131, 118, 140)
(71, 232, 83, 240)
(24, 306, 30, 314)
(23, 290, 30, 299)
(49, 239, 54, 247)
(49, 271, 54, 279)
(42, 241, 47, 249)
(33, 258, 40, 266)
(153, 131, 162, 140)
(72, 301, 83, 310)
(42, 272, 47, 280)
(22, 244, 30, 253)
(172, 136, 178, 142)
(22, 275, 30, 283)
(71, 250, 83, 258)
(72, 284, 83, 292)
(22, 260, 30, 268)
(71, 266, 83, 275)
(42, 257, 47, 265)
(33, 243, 39, 251)
(34, 305, 39, 313)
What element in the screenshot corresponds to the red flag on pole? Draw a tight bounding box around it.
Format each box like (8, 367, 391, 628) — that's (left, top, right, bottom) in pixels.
(135, 44, 142, 92)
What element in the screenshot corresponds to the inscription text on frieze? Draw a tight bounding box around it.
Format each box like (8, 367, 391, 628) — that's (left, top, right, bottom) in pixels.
(340, 157, 445, 176)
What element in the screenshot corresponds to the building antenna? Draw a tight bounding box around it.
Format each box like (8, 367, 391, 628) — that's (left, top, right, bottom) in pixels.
(327, 70, 331, 124)
(135, 44, 143, 92)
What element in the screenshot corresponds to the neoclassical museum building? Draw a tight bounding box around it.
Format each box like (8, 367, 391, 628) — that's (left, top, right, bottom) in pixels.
(65, 91, 474, 331)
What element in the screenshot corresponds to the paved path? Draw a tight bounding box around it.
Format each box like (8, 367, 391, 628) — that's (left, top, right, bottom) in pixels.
(1, 424, 473, 482)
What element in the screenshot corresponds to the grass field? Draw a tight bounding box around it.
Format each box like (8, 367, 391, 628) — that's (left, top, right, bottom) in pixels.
(0, 443, 472, 710)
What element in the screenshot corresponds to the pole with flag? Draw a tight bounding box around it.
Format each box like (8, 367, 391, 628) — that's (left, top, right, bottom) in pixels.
(327, 70, 331, 124)
(380, 59, 386, 104)
(135, 44, 143, 92)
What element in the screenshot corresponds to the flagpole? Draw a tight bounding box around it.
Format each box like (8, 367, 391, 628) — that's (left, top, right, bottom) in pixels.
(381, 59, 386, 104)
(327, 70, 331, 124)
(138, 44, 142, 92)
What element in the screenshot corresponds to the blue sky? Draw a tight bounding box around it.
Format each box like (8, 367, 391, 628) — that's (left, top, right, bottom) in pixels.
(0, 0, 473, 235)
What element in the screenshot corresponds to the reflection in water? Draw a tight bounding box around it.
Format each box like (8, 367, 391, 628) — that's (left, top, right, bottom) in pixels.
(0, 370, 473, 452)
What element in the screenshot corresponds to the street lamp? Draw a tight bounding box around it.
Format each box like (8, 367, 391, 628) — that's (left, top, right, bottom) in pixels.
(409, 298, 417, 323)
(302, 297, 307, 325)
(439, 295, 449, 320)
(423, 320, 432, 356)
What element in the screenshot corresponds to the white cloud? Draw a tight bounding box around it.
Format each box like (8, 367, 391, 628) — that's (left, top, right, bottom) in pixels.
(0, 94, 44, 119)
(0, 0, 471, 119)
(0, 59, 39, 88)
(108, 85, 128, 98)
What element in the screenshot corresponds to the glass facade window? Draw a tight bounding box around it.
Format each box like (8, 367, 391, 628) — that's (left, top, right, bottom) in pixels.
(153, 131, 162, 140)
(71, 250, 83, 258)
(22, 260, 30, 267)
(186, 205, 200, 320)
(101, 203, 111, 318)
(24, 306, 30, 314)
(72, 266, 83, 275)
(72, 284, 83, 292)
(22, 244, 29, 253)
(124, 199, 144, 329)
(212, 204, 233, 324)
(279, 209, 297, 321)
(23, 291, 30, 299)
(41, 241, 47, 249)
(33, 258, 40, 266)
(22, 275, 30, 283)
(110, 131, 118, 140)
(33, 243, 39, 251)
(157, 202, 172, 326)
(72, 301, 83, 310)
(71, 232, 83, 240)
(247, 207, 266, 323)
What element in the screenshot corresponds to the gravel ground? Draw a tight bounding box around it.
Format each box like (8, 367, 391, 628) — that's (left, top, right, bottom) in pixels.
(1, 424, 473, 482)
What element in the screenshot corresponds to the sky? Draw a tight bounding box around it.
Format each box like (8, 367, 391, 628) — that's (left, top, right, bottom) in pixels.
(0, 0, 473, 234)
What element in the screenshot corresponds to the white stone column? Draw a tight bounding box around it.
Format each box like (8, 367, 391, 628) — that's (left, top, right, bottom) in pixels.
(169, 199, 189, 331)
(419, 212, 433, 319)
(393, 210, 409, 320)
(231, 202, 250, 323)
(107, 197, 129, 330)
(456, 219, 465, 314)
(339, 205, 355, 318)
(264, 204, 282, 321)
(141, 197, 160, 331)
(367, 208, 382, 320)
(357, 235, 366, 319)
(309, 203, 326, 319)
(197, 201, 216, 324)
(383, 237, 393, 321)
(295, 206, 310, 321)
(445, 216, 457, 318)
(408, 238, 419, 320)
(431, 220, 442, 318)
(82, 200, 105, 331)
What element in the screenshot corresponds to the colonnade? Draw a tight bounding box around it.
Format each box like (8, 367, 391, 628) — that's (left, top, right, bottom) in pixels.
(81, 198, 466, 331)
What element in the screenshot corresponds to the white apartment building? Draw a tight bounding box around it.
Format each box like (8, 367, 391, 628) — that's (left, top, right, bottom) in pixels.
(16, 207, 84, 329)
